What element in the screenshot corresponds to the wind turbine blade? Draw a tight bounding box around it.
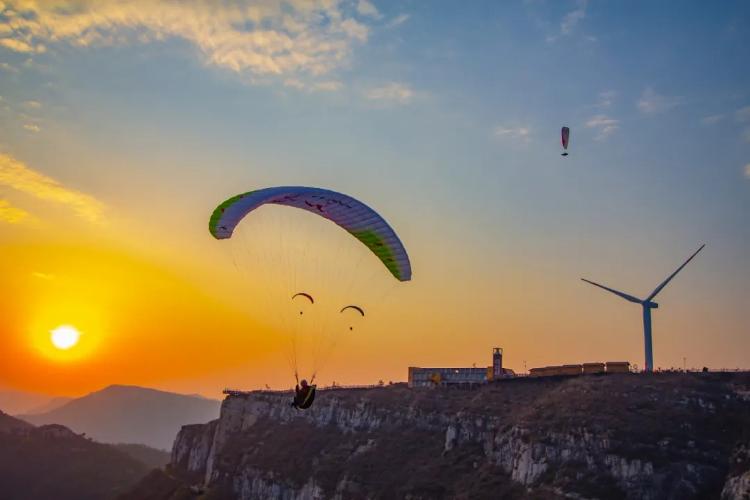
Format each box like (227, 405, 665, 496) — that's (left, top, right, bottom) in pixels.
(581, 278, 642, 303)
(646, 244, 705, 302)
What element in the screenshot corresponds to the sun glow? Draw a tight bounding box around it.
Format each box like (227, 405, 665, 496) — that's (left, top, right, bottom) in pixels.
(51, 325, 80, 350)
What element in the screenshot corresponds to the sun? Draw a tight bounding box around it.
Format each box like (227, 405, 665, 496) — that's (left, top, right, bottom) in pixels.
(50, 325, 80, 350)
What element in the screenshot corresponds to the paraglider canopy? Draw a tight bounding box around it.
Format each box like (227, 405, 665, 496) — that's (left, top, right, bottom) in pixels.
(292, 292, 314, 304)
(340, 304, 365, 331)
(561, 126, 570, 156)
(340, 305, 365, 316)
(209, 186, 412, 281)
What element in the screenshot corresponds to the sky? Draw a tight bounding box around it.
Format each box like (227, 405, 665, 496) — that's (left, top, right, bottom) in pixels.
(1, 0, 748, 398)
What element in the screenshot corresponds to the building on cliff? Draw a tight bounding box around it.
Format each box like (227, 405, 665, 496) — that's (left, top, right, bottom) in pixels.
(529, 361, 630, 377)
(408, 347, 515, 388)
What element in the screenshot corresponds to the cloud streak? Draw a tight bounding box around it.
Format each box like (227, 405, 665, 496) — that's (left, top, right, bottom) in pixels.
(365, 82, 414, 104)
(0, 199, 30, 224)
(494, 126, 532, 143)
(0, 1, 372, 88)
(357, 0, 381, 19)
(585, 114, 619, 140)
(560, 0, 587, 35)
(736, 106, 750, 122)
(597, 90, 616, 108)
(0, 153, 105, 223)
(637, 87, 682, 114)
(701, 114, 724, 125)
(387, 14, 410, 28)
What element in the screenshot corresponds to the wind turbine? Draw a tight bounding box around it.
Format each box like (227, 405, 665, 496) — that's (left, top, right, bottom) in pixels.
(581, 245, 705, 373)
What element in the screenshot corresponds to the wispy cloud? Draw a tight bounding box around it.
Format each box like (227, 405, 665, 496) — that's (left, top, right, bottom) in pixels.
(32, 271, 55, 280)
(560, 0, 587, 35)
(700, 105, 750, 127)
(0, 153, 105, 223)
(23, 100, 42, 109)
(0, 37, 45, 53)
(387, 14, 410, 28)
(585, 114, 619, 140)
(0, 62, 19, 73)
(493, 126, 532, 143)
(735, 105, 750, 122)
(312, 80, 343, 92)
(22, 124, 40, 133)
(0, 199, 30, 224)
(365, 82, 414, 104)
(597, 90, 616, 108)
(0, 1, 373, 88)
(357, 0, 381, 19)
(744, 164, 750, 179)
(701, 114, 724, 125)
(637, 87, 682, 114)
(284, 78, 342, 92)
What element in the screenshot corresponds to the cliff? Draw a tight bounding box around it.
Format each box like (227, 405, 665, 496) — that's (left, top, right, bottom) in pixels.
(126, 372, 750, 499)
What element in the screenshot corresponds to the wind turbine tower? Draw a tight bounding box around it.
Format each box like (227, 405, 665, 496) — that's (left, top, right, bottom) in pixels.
(581, 245, 705, 372)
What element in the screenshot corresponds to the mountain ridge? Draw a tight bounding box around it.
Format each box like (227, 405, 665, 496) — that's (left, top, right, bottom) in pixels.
(20, 384, 221, 450)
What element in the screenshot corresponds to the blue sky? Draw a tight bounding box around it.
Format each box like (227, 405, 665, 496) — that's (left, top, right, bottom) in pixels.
(1, 1, 749, 386)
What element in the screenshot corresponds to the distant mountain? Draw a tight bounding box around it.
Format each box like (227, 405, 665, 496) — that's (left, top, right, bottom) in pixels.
(24, 395, 74, 415)
(0, 389, 69, 415)
(0, 411, 151, 500)
(20, 385, 220, 450)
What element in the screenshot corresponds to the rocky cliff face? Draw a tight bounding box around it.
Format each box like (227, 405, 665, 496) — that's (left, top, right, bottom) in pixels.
(129, 372, 750, 499)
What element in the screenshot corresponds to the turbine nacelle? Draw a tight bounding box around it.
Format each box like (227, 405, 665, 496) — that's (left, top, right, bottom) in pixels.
(643, 301, 659, 309)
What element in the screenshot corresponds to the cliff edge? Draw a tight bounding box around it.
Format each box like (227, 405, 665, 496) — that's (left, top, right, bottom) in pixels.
(125, 372, 750, 499)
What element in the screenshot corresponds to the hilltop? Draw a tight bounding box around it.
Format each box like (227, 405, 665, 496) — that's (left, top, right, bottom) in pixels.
(125, 372, 750, 499)
(20, 384, 221, 450)
(0, 411, 152, 500)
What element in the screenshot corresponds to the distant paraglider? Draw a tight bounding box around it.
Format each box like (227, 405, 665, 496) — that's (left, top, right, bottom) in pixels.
(292, 292, 314, 315)
(561, 126, 570, 156)
(340, 305, 365, 330)
(340, 305, 365, 316)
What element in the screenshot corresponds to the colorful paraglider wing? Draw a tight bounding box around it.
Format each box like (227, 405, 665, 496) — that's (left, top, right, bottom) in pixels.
(292, 292, 315, 304)
(340, 305, 365, 316)
(561, 127, 570, 150)
(209, 187, 412, 281)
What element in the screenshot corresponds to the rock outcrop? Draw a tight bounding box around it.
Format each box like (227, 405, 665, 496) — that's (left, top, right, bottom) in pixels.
(127, 372, 750, 499)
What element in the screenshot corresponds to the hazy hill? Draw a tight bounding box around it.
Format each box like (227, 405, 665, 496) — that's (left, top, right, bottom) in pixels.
(20, 385, 220, 450)
(25, 395, 74, 415)
(0, 411, 151, 500)
(0, 388, 70, 415)
(126, 372, 750, 499)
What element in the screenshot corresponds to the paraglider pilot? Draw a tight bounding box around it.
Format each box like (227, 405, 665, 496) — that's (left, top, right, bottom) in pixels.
(291, 379, 316, 410)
